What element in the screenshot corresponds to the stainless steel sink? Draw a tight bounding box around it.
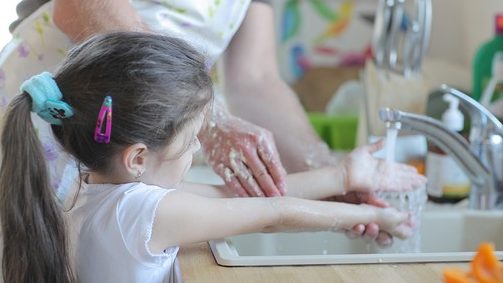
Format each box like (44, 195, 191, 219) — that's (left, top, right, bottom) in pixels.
(209, 210, 503, 266)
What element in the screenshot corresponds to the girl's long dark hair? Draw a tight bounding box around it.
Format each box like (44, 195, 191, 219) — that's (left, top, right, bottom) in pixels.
(0, 94, 73, 283)
(0, 32, 213, 283)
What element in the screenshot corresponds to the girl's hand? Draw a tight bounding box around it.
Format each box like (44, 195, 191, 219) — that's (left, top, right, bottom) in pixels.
(328, 138, 426, 246)
(341, 140, 426, 193)
(372, 206, 413, 239)
(199, 113, 287, 197)
(321, 200, 412, 240)
(339, 203, 413, 241)
(346, 223, 396, 247)
(330, 192, 398, 247)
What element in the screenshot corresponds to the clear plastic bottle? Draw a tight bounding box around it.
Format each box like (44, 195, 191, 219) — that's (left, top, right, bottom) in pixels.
(426, 94, 470, 203)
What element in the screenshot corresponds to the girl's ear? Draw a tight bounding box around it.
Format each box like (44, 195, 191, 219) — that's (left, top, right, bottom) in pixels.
(121, 143, 149, 178)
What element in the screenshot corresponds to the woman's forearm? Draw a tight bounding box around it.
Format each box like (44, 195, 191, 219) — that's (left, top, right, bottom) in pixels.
(223, 3, 333, 173)
(225, 77, 329, 173)
(53, 0, 150, 42)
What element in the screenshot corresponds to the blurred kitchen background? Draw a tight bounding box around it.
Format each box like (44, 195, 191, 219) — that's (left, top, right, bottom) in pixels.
(0, 0, 501, 148)
(265, 0, 503, 159)
(271, 0, 501, 110)
(1, 0, 500, 102)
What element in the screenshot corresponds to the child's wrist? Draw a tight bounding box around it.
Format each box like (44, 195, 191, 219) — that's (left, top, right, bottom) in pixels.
(332, 163, 348, 195)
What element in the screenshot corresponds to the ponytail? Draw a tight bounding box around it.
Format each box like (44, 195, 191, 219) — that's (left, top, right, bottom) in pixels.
(0, 94, 73, 283)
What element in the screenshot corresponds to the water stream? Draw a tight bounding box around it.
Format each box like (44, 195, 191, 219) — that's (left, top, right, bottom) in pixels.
(368, 128, 427, 253)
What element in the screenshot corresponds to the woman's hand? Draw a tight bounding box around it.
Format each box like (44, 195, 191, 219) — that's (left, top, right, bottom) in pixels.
(199, 112, 287, 197)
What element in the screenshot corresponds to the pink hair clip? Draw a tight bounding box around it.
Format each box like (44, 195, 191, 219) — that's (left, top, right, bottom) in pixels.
(94, 96, 112, 144)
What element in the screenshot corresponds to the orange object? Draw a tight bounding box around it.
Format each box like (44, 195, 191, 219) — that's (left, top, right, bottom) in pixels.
(444, 268, 471, 283)
(471, 243, 503, 283)
(444, 243, 503, 283)
(407, 158, 425, 175)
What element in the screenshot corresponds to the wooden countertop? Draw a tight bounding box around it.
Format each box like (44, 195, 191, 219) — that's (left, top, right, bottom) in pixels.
(178, 243, 469, 283)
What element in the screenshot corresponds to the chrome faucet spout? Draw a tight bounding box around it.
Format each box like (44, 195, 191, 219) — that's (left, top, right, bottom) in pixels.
(379, 85, 503, 210)
(379, 108, 489, 188)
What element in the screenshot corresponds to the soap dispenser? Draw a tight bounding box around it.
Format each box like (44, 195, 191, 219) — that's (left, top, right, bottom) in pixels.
(425, 94, 470, 203)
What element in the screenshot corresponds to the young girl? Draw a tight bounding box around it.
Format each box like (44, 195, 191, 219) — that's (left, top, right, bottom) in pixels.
(0, 32, 424, 283)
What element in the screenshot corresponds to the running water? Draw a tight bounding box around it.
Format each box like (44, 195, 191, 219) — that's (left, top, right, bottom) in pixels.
(373, 188, 426, 253)
(385, 127, 398, 163)
(368, 127, 427, 253)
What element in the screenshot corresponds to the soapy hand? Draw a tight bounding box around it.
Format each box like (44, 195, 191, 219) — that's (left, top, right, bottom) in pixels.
(371, 206, 413, 239)
(341, 139, 426, 193)
(199, 110, 287, 197)
(334, 140, 425, 246)
(329, 192, 403, 246)
(333, 200, 413, 241)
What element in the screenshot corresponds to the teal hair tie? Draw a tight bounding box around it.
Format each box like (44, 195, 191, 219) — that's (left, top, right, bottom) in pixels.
(20, 72, 74, 125)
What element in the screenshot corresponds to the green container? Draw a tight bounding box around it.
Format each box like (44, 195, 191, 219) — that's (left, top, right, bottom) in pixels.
(472, 14, 503, 101)
(307, 112, 330, 142)
(307, 112, 358, 151)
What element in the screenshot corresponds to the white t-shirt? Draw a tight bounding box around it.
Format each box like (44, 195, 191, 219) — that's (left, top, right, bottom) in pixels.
(66, 182, 178, 283)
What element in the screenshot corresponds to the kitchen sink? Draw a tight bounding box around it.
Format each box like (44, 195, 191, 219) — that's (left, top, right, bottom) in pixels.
(209, 210, 503, 266)
(184, 166, 503, 266)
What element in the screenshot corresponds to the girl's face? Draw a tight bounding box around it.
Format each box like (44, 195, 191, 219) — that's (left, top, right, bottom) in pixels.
(142, 113, 205, 188)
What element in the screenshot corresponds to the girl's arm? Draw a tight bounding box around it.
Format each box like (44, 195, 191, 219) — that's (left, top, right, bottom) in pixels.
(148, 190, 410, 253)
(180, 166, 344, 200)
(182, 141, 426, 200)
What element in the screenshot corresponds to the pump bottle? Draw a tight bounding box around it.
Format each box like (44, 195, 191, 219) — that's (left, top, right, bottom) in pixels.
(425, 94, 470, 203)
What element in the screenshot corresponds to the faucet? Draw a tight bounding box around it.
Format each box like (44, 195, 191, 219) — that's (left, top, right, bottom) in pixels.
(379, 85, 503, 210)
(372, 0, 432, 76)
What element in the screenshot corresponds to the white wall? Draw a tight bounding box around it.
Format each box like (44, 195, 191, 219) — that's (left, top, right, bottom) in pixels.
(428, 0, 502, 68)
